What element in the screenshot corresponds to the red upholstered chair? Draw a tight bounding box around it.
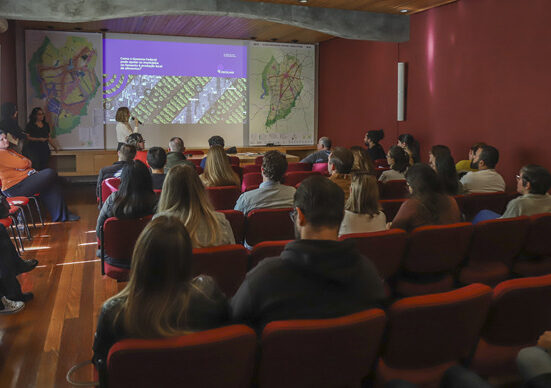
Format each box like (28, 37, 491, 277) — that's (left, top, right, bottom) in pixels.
(245, 208, 295, 247)
(195, 166, 203, 175)
(286, 162, 312, 172)
(455, 192, 509, 221)
(259, 309, 386, 388)
(459, 216, 530, 286)
(106, 325, 256, 388)
(231, 165, 242, 181)
(242, 164, 261, 174)
(184, 150, 204, 156)
(229, 156, 240, 166)
(340, 229, 407, 282)
(513, 213, 551, 276)
(241, 172, 263, 192)
(311, 162, 330, 176)
(381, 180, 409, 200)
(101, 215, 153, 281)
(245, 184, 259, 192)
(255, 156, 264, 165)
(249, 240, 291, 269)
(189, 158, 202, 166)
(283, 171, 320, 187)
(471, 274, 551, 377)
(381, 198, 407, 221)
(101, 177, 120, 204)
(374, 158, 389, 168)
(377, 284, 492, 387)
(192, 245, 249, 296)
(205, 186, 241, 210)
(218, 210, 245, 244)
(396, 223, 473, 296)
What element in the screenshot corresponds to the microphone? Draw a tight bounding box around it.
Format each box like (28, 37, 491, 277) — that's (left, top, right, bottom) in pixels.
(131, 116, 143, 125)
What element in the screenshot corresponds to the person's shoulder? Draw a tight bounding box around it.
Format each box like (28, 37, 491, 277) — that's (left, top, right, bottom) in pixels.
(100, 296, 125, 317)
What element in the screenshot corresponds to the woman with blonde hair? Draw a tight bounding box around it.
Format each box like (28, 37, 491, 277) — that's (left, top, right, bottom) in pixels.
(200, 145, 240, 187)
(115, 107, 139, 151)
(339, 172, 386, 236)
(350, 146, 376, 174)
(92, 215, 229, 378)
(157, 164, 235, 248)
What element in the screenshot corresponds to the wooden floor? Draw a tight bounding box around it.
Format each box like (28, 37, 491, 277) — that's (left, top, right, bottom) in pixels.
(0, 183, 124, 388)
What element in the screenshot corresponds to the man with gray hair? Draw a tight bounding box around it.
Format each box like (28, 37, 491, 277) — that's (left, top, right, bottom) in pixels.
(300, 136, 332, 164)
(165, 137, 194, 173)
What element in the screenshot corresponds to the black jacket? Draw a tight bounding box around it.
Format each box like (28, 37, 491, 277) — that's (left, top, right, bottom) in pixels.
(367, 143, 386, 162)
(230, 239, 385, 332)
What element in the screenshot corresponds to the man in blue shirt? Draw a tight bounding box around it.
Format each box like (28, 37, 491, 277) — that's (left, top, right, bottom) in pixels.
(234, 150, 295, 215)
(300, 137, 332, 164)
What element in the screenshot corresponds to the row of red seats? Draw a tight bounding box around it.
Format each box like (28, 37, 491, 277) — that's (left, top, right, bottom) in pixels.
(103, 274, 551, 387)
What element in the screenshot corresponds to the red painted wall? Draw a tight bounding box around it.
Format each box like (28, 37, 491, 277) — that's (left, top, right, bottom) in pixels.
(319, 0, 551, 190)
(0, 21, 17, 106)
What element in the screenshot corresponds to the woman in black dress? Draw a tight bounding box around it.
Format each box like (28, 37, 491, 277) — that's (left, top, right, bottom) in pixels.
(23, 107, 56, 170)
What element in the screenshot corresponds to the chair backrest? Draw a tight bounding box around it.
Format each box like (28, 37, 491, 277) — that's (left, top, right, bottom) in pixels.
(191, 244, 249, 296)
(218, 210, 245, 244)
(249, 240, 291, 269)
(381, 180, 409, 199)
(245, 184, 259, 192)
(403, 223, 473, 273)
(231, 165, 242, 181)
(229, 156, 240, 166)
(482, 274, 551, 346)
(189, 158, 202, 166)
(242, 164, 261, 175)
(107, 325, 257, 388)
(245, 208, 295, 246)
(241, 172, 263, 193)
(525, 213, 551, 257)
(103, 215, 153, 267)
(380, 199, 407, 221)
(259, 309, 386, 388)
(340, 229, 407, 280)
(456, 192, 509, 221)
(102, 177, 121, 203)
(255, 156, 264, 165)
(205, 186, 241, 210)
(283, 171, 320, 187)
(286, 162, 312, 172)
(311, 162, 329, 176)
(468, 216, 530, 266)
(382, 284, 492, 369)
(195, 166, 203, 175)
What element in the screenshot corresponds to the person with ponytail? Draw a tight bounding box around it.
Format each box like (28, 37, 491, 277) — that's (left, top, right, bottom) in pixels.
(364, 129, 386, 162)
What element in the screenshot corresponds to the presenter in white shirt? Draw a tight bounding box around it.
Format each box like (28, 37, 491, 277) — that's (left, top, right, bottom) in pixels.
(115, 107, 139, 150)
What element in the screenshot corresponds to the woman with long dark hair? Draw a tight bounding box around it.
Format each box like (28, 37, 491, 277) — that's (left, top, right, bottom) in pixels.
(92, 216, 228, 379)
(390, 163, 461, 232)
(434, 153, 463, 196)
(96, 160, 156, 239)
(0, 103, 26, 150)
(398, 133, 420, 164)
(23, 107, 56, 170)
(378, 145, 409, 183)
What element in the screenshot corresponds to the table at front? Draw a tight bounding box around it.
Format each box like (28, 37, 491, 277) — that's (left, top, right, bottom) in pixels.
(187, 153, 299, 165)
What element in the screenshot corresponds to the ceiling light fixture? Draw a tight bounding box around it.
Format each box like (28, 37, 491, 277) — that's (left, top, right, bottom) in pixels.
(299, 0, 308, 3)
(400, 9, 408, 13)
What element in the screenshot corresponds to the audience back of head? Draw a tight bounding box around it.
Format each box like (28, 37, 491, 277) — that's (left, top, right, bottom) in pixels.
(329, 147, 354, 174)
(346, 173, 380, 216)
(295, 175, 345, 229)
(147, 147, 167, 170)
(388, 145, 410, 173)
(112, 160, 156, 218)
(478, 145, 500, 169)
(118, 144, 137, 162)
(521, 165, 551, 195)
(319, 136, 332, 150)
(126, 133, 145, 150)
(202, 145, 240, 187)
(169, 137, 184, 153)
(350, 146, 375, 173)
(262, 150, 288, 182)
(208, 135, 225, 148)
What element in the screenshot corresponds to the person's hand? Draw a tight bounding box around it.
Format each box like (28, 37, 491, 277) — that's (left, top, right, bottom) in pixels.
(537, 331, 551, 351)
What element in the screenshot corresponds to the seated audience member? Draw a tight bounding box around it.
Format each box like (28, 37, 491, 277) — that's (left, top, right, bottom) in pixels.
(328, 147, 355, 201)
(200, 135, 227, 169)
(428, 144, 451, 170)
(96, 144, 136, 201)
(460, 145, 505, 193)
(300, 136, 332, 164)
(96, 160, 156, 245)
(339, 173, 386, 236)
(234, 150, 295, 215)
(472, 164, 551, 222)
(156, 164, 235, 248)
(456, 142, 486, 175)
(378, 145, 409, 183)
(165, 137, 194, 173)
(0, 130, 78, 222)
(92, 216, 229, 381)
(200, 145, 240, 188)
(434, 153, 463, 196)
(147, 146, 167, 191)
(126, 133, 147, 165)
(114, 107, 138, 151)
(350, 146, 376, 174)
(364, 129, 386, 162)
(398, 133, 420, 164)
(231, 176, 385, 332)
(517, 332, 551, 388)
(0, 102, 27, 150)
(391, 163, 461, 232)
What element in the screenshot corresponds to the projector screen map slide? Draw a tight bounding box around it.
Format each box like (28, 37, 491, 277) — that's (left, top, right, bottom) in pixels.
(103, 37, 247, 125)
(249, 42, 315, 146)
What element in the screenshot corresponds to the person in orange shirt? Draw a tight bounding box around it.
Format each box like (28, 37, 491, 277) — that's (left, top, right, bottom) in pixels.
(0, 130, 78, 222)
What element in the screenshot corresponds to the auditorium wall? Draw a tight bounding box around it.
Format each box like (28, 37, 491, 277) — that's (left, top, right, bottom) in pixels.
(319, 0, 551, 190)
(0, 20, 17, 106)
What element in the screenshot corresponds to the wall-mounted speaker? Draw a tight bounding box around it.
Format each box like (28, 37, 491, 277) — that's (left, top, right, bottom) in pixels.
(397, 62, 407, 121)
(0, 19, 8, 34)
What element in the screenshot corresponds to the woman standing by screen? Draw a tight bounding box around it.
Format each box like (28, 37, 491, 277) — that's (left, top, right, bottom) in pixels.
(23, 107, 56, 171)
(115, 107, 138, 150)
